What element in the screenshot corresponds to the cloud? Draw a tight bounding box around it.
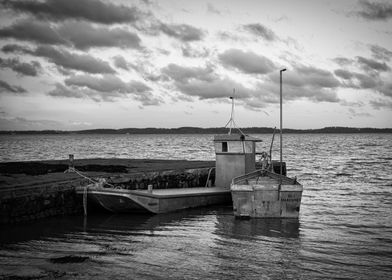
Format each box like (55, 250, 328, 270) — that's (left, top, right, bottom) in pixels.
(333, 57, 354, 66)
(0, 57, 41, 76)
(159, 23, 204, 41)
(57, 21, 142, 50)
(113, 55, 129, 70)
(0, 116, 63, 130)
(334, 69, 378, 89)
(377, 81, 392, 98)
(370, 45, 392, 61)
(49, 74, 162, 105)
(2, 0, 141, 24)
(33, 46, 115, 74)
(1, 44, 30, 53)
(181, 43, 209, 58)
(162, 64, 216, 83)
(262, 65, 341, 103)
(47, 83, 84, 98)
(0, 19, 67, 45)
(175, 77, 253, 100)
(0, 80, 27, 94)
(64, 74, 150, 94)
(357, 0, 392, 21)
(0, 20, 142, 50)
(219, 49, 275, 74)
(356, 56, 390, 72)
(207, 3, 221, 15)
(370, 99, 392, 109)
(243, 23, 277, 41)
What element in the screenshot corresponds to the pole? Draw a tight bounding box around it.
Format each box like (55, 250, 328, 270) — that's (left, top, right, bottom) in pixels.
(280, 68, 286, 176)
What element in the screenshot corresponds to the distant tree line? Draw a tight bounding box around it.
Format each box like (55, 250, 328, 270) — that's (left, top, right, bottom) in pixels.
(0, 126, 391, 135)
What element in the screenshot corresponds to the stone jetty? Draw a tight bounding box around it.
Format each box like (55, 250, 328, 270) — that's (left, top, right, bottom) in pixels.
(0, 158, 215, 224)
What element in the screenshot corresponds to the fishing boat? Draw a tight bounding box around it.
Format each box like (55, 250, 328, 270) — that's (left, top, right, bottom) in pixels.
(230, 69, 303, 218)
(231, 170, 303, 218)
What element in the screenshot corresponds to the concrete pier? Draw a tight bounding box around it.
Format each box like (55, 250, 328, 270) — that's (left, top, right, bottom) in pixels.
(0, 158, 215, 224)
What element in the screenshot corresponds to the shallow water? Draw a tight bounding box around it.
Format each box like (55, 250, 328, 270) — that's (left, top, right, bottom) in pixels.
(1, 133, 392, 279)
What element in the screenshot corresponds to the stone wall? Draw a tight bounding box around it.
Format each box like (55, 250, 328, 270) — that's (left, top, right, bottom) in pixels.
(0, 167, 216, 224)
(79, 168, 216, 190)
(0, 181, 83, 224)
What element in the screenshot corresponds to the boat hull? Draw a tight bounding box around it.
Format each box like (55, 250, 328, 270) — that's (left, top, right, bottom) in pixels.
(77, 187, 232, 214)
(231, 185, 302, 218)
(231, 170, 303, 218)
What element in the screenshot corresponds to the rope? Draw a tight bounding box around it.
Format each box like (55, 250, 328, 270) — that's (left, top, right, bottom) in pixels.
(66, 167, 118, 189)
(83, 185, 88, 216)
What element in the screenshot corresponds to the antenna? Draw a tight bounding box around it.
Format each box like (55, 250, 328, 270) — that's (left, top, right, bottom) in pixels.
(224, 88, 245, 135)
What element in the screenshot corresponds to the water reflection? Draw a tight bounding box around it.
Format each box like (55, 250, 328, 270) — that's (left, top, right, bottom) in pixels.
(215, 214, 300, 239)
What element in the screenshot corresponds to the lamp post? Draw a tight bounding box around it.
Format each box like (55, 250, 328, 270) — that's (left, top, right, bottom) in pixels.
(280, 68, 286, 176)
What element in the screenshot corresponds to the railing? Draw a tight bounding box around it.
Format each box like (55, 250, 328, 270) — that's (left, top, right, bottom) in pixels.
(231, 169, 297, 186)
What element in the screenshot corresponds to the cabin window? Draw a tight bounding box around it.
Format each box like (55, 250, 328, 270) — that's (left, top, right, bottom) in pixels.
(222, 142, 228, 152)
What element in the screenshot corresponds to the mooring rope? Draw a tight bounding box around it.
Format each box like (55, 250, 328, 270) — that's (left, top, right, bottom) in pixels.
(83, 185, 88, 216)
(67, 167, 118, 189)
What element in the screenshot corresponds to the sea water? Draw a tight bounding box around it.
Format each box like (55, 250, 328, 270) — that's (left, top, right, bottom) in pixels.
(0, 133, 391, 279)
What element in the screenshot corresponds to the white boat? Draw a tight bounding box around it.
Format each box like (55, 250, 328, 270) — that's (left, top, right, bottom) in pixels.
(231, 169, 303, 218)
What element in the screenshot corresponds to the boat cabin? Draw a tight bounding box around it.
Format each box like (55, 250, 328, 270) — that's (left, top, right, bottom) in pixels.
(214, 134, 262, 189)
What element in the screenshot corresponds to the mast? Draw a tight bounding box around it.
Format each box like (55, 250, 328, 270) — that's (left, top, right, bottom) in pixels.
(280, 68, 286, 176)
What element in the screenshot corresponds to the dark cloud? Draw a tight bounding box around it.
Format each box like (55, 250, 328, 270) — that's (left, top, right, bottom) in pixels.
(262, 66, 341, 103)
(162, 64, 216, 83)
(0, 57, 41, 76)
(334, 69, 354, 80)
(2, 0, 141, 24)
(57, 21, 142, 50)
(113, 55, 129, 70)
(0, 20, 142, 50)
(370, 99, 392, 109)
(1, 44, 29, 53)
(377, 81, 392, 98)
(370, 45, 392, 61)
(333, 57, 354, 66)
(162, 63, 253, 100)
(34, 46, 115, 74)
(0, 19, 67, 45)
(159, 23, 204, 42)
(294, 66, 340, 88)
(64, 74, 150, 94)
(47, 83, 84, 98)
(356, 56, 390, 72)
(0, 80, 27, 93)
(52, 74, 162, 105)
(334, 69, 378, 89)
(219, 49, 275, 74)
(243, 23, 277, 41)
(357, 0, 392, 21)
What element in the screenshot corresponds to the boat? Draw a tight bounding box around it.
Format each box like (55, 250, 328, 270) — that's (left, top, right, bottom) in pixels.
(230, 169, 303, 218)
(72, 132, 271, 214)
(230, 69, 303, 218)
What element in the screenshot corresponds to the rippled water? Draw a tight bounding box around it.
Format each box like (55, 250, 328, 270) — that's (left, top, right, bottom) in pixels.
(1, 133, 392, 279)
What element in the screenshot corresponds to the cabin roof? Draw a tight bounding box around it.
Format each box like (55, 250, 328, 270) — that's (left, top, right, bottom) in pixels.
(213, 134, 262, 142)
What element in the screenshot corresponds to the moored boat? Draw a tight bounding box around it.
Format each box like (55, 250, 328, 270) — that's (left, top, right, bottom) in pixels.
(231, 169, 303, 218)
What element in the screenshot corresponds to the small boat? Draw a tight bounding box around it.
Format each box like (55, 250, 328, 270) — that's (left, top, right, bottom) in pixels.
(231, 169, 303, 218)
(230, 69, 303, 219)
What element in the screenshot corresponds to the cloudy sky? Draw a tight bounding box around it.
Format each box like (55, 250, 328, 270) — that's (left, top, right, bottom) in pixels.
(0, 0, 391, 130)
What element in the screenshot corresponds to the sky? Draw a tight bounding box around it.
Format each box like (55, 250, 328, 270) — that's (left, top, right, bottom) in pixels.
(0, 0, 391, 130)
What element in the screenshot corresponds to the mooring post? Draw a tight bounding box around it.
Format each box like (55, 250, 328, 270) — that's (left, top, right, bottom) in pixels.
(69, 154, 74, 171)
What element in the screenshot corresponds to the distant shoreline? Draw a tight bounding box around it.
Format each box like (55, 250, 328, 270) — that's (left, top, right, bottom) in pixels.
(1, 126, 392, 135)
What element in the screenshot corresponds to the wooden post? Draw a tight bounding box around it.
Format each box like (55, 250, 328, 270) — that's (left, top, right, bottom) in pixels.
(69, 154, 74, 170)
